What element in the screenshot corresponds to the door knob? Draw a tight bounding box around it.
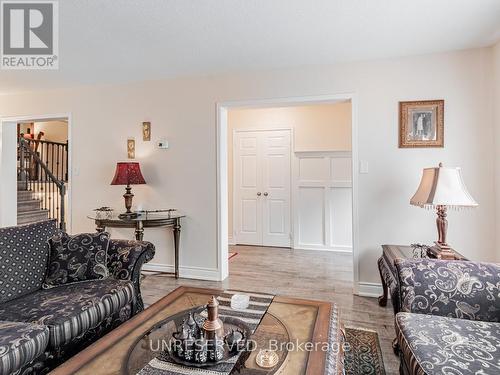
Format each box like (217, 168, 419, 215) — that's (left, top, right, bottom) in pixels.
(263, 192, 268, 196)
(257, 192, 262, 196)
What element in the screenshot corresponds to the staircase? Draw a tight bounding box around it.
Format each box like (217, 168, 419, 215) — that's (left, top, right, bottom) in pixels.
(17, 181, 49, 225)
(17, 137, 67, 230)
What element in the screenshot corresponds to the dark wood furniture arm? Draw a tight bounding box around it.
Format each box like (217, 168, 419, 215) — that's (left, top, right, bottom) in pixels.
(107, 239, 155, 315)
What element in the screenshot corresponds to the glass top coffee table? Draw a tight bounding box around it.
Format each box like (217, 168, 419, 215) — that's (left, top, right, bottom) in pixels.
(50, 287, 343, 375)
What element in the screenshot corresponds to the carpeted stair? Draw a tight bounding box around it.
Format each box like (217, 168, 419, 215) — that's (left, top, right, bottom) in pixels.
(17, 181, 48, 225)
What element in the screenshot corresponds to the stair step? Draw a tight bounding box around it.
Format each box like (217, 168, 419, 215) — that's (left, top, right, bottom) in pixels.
(17, 209, 49, 225)
(17, 181, 28, 191)
(17, 199, 41, 212)
(17, 190, 34, 200)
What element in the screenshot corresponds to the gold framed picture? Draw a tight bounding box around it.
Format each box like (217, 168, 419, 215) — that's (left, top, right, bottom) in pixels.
(399, 100, 444, 148)
(142, 122, 151, 141)
(127, 138, 135, 159)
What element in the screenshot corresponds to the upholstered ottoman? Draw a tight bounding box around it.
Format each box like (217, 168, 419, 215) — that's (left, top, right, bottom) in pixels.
(0, 321, 49, 375)
(396, 312, 500, 375)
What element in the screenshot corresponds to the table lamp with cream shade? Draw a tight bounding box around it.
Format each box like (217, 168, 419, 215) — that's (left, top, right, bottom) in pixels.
(410, 163, 478, 259)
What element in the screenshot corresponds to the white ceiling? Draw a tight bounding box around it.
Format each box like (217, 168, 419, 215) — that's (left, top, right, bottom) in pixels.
(1, 0, 499, 94)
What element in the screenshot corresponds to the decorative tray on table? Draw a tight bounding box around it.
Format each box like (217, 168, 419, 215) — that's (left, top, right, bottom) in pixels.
(164, 296, 253, 368)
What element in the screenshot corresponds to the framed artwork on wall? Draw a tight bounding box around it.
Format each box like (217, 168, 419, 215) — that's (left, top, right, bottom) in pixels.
(127, 138, 135, 159)
(399, 100, 444, 148)
(142, 122, 151, 141)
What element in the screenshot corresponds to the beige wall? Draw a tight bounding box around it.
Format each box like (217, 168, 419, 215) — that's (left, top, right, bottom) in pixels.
(494, 41, 500, 258)
(0, 47, 497, 288)
(35, 121, 68, 143)
(227, 102, 352, 238)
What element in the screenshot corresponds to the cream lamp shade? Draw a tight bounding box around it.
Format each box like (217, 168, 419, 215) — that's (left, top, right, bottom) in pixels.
(410, 162, 477, 259)
(410, 163, 478, 209)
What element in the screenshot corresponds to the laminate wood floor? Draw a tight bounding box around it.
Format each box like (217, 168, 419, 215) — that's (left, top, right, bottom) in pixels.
(141, 245, 399, 374)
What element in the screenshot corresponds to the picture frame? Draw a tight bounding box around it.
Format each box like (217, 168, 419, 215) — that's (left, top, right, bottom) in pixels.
(142, 121, 151, 141)
(127, 138, 135, 159)
(399, 100, 444, 148)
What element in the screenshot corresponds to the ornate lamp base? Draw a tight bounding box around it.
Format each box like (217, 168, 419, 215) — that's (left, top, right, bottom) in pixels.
(119, 185, 138, 219)
(427, 242, 458, 260)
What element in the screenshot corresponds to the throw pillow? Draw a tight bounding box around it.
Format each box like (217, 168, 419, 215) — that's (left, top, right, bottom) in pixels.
(43, 232, 110, 288)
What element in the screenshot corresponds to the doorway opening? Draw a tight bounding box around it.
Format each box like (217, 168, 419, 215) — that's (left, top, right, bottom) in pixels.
(217, 94, 359, 292)
(0, 114, 71, 231)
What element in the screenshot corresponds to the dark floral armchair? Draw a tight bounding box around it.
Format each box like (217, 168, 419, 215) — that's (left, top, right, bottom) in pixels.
(396, 258, 500, 321)
(107, 239, 155, 314)
(394, 259, 500, 375)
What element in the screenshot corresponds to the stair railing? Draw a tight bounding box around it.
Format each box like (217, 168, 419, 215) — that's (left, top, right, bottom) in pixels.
(22, 138, 68, 182)
(18, 137, 66, 231)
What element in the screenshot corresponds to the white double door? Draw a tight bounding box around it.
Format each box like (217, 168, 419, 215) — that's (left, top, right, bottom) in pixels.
(234, 129, 291, 247)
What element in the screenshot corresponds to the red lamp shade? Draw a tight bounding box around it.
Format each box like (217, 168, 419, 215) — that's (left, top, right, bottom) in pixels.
(110, 162, 146, 186)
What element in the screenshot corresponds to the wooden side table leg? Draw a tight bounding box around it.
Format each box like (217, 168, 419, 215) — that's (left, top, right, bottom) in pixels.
(95, 221, 106, 233)
(377, 257, 388, 307)
(392, 338, 400, 355)
(135, 221, 144, 241)
(173, 218, 181, 279)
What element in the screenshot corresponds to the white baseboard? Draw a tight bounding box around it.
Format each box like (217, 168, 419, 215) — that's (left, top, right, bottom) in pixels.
(228, 235, 236, 246)
(357, 282, 384, 298)
(181, 265, 220, 281)
(293, 244, 352, 253)
(142, 263, 220, 281)
(143, 263, 174, 273)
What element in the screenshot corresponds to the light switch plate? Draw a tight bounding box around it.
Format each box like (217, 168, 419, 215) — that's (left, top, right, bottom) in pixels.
(359, 160, 369, 174)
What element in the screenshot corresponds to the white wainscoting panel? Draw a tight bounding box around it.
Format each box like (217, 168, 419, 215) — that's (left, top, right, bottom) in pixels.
(294, 151, 352, 252)
(298, 187, 325, 246)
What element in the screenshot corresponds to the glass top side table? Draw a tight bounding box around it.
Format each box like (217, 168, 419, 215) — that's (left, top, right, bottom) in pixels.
(88, 212, 185, 278)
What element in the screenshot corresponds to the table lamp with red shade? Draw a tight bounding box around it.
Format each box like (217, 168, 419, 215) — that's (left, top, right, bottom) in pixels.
(111, 162, 146, 219)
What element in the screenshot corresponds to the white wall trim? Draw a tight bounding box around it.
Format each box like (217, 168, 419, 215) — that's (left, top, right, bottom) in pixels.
(0, 113, 73, 231)
(357, 282, 384, 298)
(350, 95, 360, 295)
(293, 245, 352, 253)
(216, 104, 229, 281)
(0, 120, 17, 227)
(217, 93, 359, 290)
(143, 263, 220, 281)
(294, 150, 351, 157)
(228, 235, 236, 246)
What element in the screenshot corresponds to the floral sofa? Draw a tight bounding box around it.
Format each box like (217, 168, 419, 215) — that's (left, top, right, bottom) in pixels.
(395, 258, 500, 375)
(0, 220, 155, 375)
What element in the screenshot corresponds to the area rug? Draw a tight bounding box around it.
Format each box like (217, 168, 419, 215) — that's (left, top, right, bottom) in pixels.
(228, 251, 238, 260)
(344, 327, 386, 375)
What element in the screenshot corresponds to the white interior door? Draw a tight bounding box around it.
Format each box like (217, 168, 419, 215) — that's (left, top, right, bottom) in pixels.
(261, 130, 291, 247)
(234, 129, 291, 247)
(234, 131, 262, 245)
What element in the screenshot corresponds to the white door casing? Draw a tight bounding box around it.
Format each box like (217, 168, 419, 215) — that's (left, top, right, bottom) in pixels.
(218, 93, 358, 291)
(234, 129, 291, 247)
